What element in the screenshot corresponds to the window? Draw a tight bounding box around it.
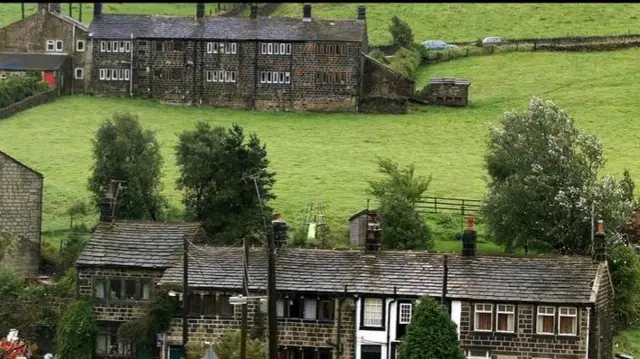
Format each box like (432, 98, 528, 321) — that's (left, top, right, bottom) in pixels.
(95, 278, 152, 299)
(468, 350, 490, 359)
(537, 306, 555, 334)
(206, 70, 213, 82)
(100, 41, 106, 52)
(124, 69, 130, 81)
(278, 72, 285, 84)
(56, 40, 63, 51)
(218, 295, 233, 317)
(224, 71, 230, 82)
(95, 326, 133, 356)
(210, 42, 218, 54)
(266, 71, 272, 84)
(203, 294, 216, 315)
(219, 42, 225, 54)
(267, 43, 273, 54)
(173, 41, 183, 52)
(112, 41, 118, 52)
(260, 71, 266, 84)
(76, 39, 85, 52)
(274, 43, 279, 55)
(363, 298, 383, 327)
(123, 279, 136, 300)
(318, 299, 334, 320)
(75, 68, 84, 80)
(213, 70, 219, 82)
(46, 40, 55, 51)
(474, 303, 493, 331)
(558, 307, 578, 335)
(106, 41, 112, 52)
(286, 43, 292, 55)
(105, 69, 112, 81)
(125, 41, 131, 53)
(496, 304, 515, 332)
(230, 71, 236, 83)
(119, 41, 125, 52)
(218, 70, 224, 82)
(155, 41, 164, 52)
(206, 42, 213, 54)
(303, 298, 317, 320)
(361, 345, 382, 359)
(284, 72, 291, 84)
(154, 69, 163, 79)
(261, 43, 267, 55)
(230, 42, 237, 54)
(94, 279, 105, 298)
(109, 278, 122, 299)
(280, 43, 286, 55)
(399, 303, 412, 324)
(189, 293, 203, 315)
(141, 280, 150, 299)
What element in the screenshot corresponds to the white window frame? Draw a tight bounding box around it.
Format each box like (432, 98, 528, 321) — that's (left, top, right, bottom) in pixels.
(124, 69, 130, 81)
(284, 72, 291, 84)
(99, 68, 106, 80)
(55, 40, 63, 51)
(266, 71, 272, 84)
(119, 41, 125, 52)
(46, 40, 55, 51)
(280, 43, 286, 55)
(213, 70, 219, 82)
(558, 307, 578, 336)
(230, 42, 237, 54)
(100, 41, 106, 52)
(363, 298, 384, 328)
(74, 68, 84, 80)
(274, 43, 280, 55)
(230, 71, 236, 83)
(261, 43, 267, 55)
(76, 39, 85, 52)
(206, 42, 213, 54)
(224, 71, 230, 82)
(105, 69, 112, 81)
(286, 43, 292, 55)
(267, 43, 273, 54)
(278, 72, 284, 84)
(398, 303, 412, 324)
(272, 71, 278, 83)
(260, 71, 266, 84)
(219, 42, 225, 54)
(468, 350, 490, 359)
(125, 41, 131, 53)
(536, 306, 556, 335)
(495, 304, 515, 333)
(106, 41, 112, 52)
(119, 69, 124, 81)
(206, 70, 213, 82)
(112, 41, 119, 53)
(213, 42, 219, 54)
(218, 70, 224, 82)
(473, 303, 493, 332)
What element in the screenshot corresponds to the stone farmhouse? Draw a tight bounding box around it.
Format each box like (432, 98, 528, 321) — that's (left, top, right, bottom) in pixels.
(76, 210, 613, 359)
(0, 150, 44, 277)
(85, 3, 413, 113)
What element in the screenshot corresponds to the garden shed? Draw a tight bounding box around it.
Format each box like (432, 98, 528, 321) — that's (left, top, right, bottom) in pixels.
(0, 52, 72, 95)
(348, 208, 380, 247)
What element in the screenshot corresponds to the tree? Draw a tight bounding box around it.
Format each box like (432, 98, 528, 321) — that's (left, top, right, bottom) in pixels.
(175, 122, 276, 244)
(389, 15, 414, 50)
(368, 158, 432, 250)
(56, 300, 96, 359)
(484, 97, 634, 254)
(609, 245, 640, 331)
(212, 330, 266, 359)
(398, 296, 465, 359)
(88, 112, 166, 221)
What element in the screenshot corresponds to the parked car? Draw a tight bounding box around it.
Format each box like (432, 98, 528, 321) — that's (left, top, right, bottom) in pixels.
(421, 40, 458, 50)
(482, 36, 504, 46)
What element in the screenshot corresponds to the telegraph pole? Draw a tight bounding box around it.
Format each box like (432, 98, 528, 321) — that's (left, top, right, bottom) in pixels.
(240, 238, 249, 359)
(182, 234, 189, 348)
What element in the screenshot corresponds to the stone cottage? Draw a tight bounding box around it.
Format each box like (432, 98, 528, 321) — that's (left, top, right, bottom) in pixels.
(86, 3, 412, 113)
(0, 2, 89, 93)
(0, 150, 44, 276)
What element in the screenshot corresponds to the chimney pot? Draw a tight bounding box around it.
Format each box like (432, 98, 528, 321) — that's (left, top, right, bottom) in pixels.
(250, 4, 258, 19)
(272, 214, 289, 250)
(357, 4, 366, 22)
(593, 219, 606, 262)
(196, 3, 205, 19)
(93, 3, 102, 19)
(303, 4, 312, 22)
(461, 216, 477, 257)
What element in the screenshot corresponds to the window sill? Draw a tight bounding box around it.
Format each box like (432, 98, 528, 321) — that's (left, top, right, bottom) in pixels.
(187, 314, 234, 320)
(359, 326, 386, 331)
(277, 318, 334, 325)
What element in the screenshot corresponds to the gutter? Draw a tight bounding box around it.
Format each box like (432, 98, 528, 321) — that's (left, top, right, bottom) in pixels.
(585, 306, 591, 359)
(386, 286, 397, 359)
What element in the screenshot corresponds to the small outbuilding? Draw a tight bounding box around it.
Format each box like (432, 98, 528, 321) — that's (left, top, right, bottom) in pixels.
(348, 208, 380, 247)
(0, 52, 72, 95)
(417, 77, 470, 107)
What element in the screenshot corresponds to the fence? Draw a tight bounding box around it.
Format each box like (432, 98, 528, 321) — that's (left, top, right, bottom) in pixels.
(415, 196, 483, 216)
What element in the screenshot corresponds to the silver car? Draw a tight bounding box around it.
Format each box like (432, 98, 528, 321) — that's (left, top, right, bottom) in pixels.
(482, 36, 504, 46)
(421, 40, 458, 50)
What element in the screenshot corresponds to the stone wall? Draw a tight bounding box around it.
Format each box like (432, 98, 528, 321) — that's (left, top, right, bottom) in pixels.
(0, 151, 43, 276)
(0, 230, 40, 277)
(415, 82, 469, 107)
(589, 264, 614, 359)
(359, 97, 408, 114)
(0, 90, 57, 120)
(459, 302, 589, 359)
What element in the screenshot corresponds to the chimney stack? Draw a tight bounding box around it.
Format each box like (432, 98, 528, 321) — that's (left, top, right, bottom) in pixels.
(302, 4, 312, 22)
(461, 216, 477, 257)
(196, 3, 205, 19)
(250, 4, 258, 19)
(93, 2, 102, 19)
(593, 219, 606, 262)
(364, 212, 382, 254)
(357, 5, 366, 22)
(272, 213, 289, 250)
(99, 180, 116, 222)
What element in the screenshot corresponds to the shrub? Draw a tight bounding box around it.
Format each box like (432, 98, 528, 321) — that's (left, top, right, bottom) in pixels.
(389, 15, 414, 50)
(609, 245, 640, 331)
(0, 75, 49, 108)
(388, 47, 422, 79)
(56, 300, 96, 359)
(368, 49, 387, 64)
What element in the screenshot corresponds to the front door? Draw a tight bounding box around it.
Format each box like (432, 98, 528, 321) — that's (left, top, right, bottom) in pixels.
(43, 71, 55, 88)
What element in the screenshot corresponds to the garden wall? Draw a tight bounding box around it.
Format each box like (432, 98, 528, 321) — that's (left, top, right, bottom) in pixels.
(0, 90, 57, 120)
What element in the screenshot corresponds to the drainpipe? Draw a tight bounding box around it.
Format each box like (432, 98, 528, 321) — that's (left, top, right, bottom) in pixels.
(585, 306, 591, 359)
(129, 33, 133, 97)
(336, 285, 347, 359)
(385, 286, 397, 359)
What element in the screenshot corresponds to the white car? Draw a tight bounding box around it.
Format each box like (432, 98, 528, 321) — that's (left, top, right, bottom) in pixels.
(421, 40, 458, 51)
(482, 36, 504, 46)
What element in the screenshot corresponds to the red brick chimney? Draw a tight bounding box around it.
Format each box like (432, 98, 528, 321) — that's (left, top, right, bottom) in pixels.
(461, 216, 477, 257)
(593, 219, 606, 262)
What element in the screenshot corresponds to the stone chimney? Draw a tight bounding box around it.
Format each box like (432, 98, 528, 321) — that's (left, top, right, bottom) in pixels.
(196, 3, 205, 19)
(364, 211, 382, 254)
(593, 219, 606, 262)
(357, 5, 366, 23)
(99, 180, 116, 222)
(93, 3, 103, 19)
(250, 4, 258, 19)
(272, 213, 288, 250)
(461, 216, 477, 257)
(302, 4, 312, 22)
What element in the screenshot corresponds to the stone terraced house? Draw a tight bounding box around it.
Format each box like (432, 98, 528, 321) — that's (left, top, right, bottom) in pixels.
(85, 3, 414, 113)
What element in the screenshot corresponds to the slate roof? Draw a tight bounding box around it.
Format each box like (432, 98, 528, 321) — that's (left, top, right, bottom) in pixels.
(88, 14, 366, 42)
(0, 53, 68, 71)
(76, 220, 203, 269)
(429, 77, 471, 86)
(159, 246, 604, 303)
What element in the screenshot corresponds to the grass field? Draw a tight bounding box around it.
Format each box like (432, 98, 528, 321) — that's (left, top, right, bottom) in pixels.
(0, 48, 639, 249)
(2, 3, 640, 45)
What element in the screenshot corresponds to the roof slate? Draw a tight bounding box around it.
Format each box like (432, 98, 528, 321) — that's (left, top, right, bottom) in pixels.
(0, 52, 68, 71)
(76, 220, 202, 269)
(159, 246, 602, 303)
(88, 14, 366, 42)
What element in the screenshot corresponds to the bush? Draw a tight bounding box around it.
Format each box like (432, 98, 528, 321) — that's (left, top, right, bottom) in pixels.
(56, 300, 96, 359)
(388, 47, 422, 79)
(0, 75, 49, 108)
(368, 49, 388, 64)
(389, 15, 414, 51)
(609, 245, 640, 331)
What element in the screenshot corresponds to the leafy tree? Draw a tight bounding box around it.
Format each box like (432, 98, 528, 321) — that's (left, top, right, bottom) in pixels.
(368, 158, 432, 250)
(484, 97, 634, 254)
(66, 201, 90, 230)
(175, 122, 276, 244)
(212, 330, 266, 359)
(398, 296, 465, 359)
(56, 300, 96, 359)
(59, 227, 90, 271)
(389, 15, 414, 50)
(609, 244, 640, 331)
(88, 112, 166, 221)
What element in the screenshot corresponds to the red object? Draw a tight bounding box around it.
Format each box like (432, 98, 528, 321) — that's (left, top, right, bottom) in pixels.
(42, 71, 55, 88)
(596, 220, 605, 235)
(466, 215, 475, 229)
(0, 339, 27, 359)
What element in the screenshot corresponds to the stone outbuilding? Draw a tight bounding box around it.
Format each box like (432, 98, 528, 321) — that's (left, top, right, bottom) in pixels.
(0, 149, 44, 276)
(416, 77, 470, 107)
(0, 52, 73, 94)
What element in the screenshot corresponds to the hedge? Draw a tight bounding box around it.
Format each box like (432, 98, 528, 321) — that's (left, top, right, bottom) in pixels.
(0, 75, 50, 108)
